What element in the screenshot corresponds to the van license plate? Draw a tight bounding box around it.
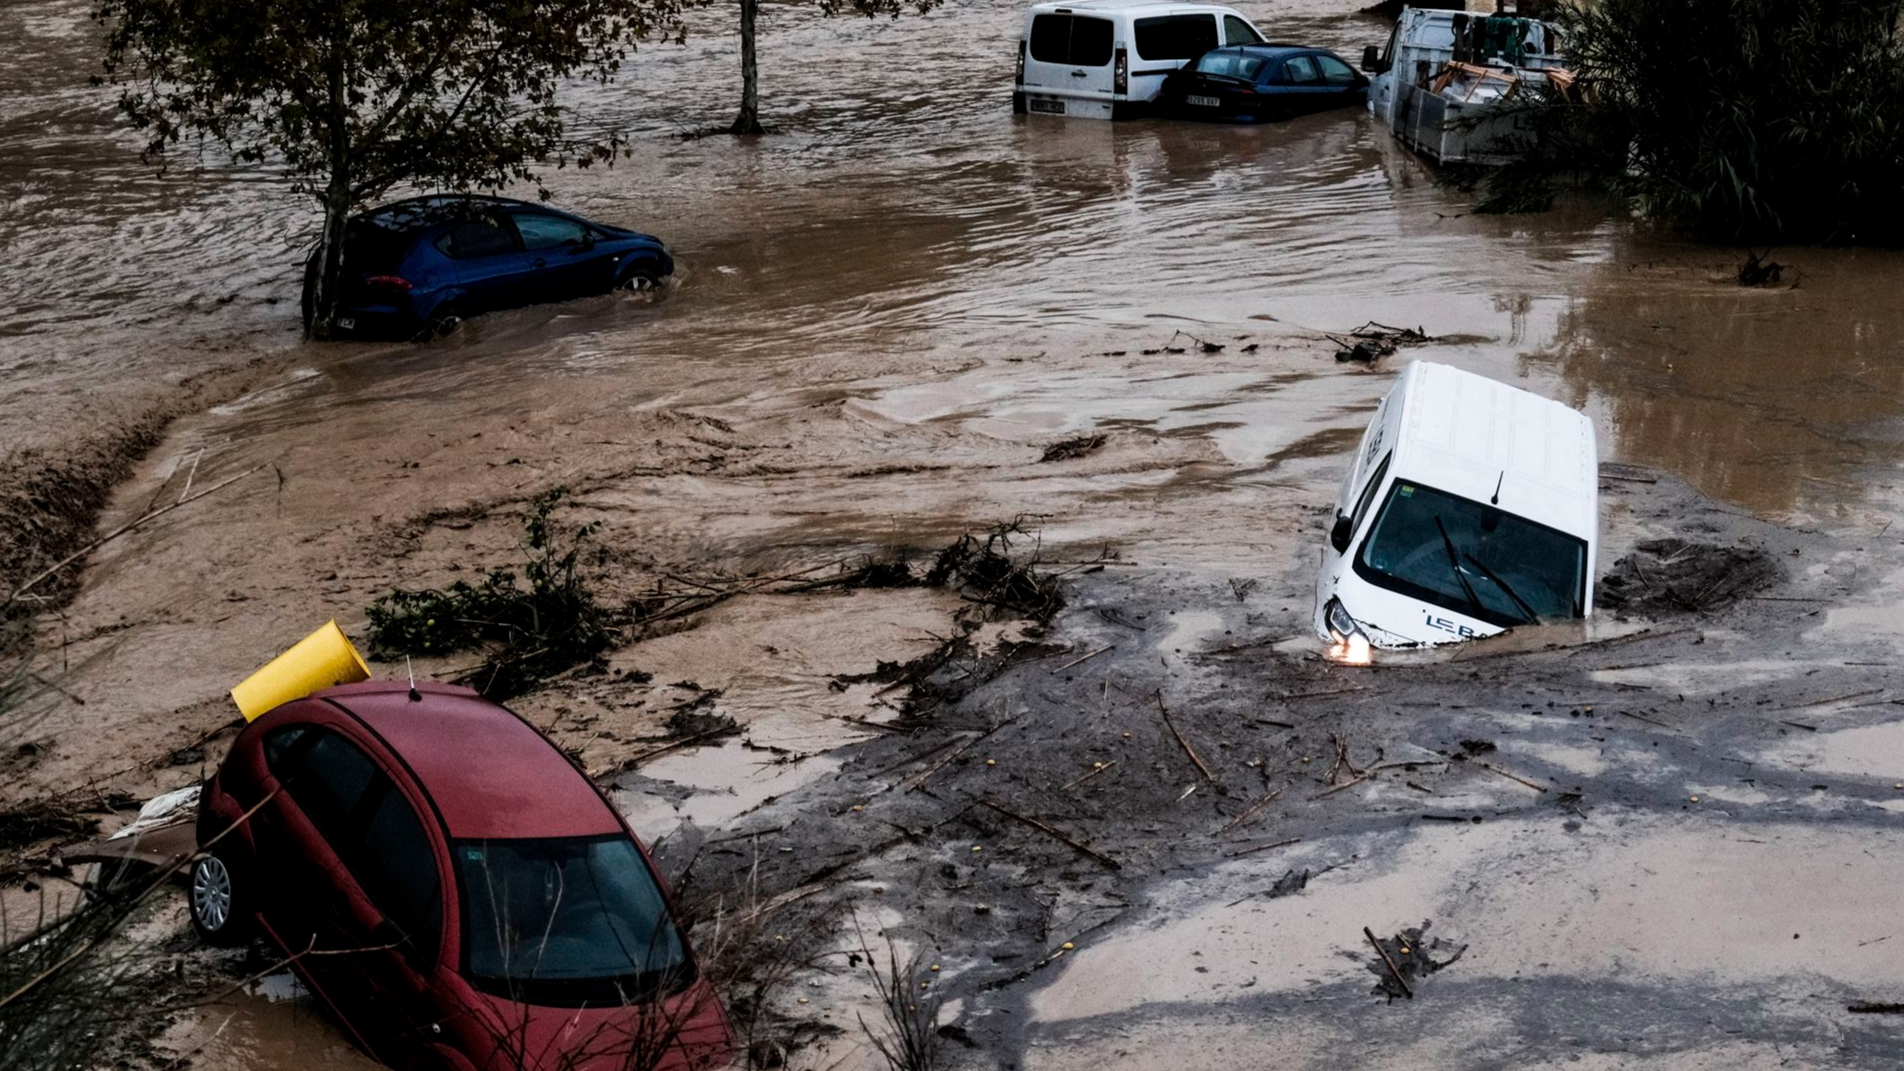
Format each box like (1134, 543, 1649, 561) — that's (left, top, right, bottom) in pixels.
(336, 317, 356, 330)
(1186, 94, 1222, 107)
(1029, 98, 1065, 115)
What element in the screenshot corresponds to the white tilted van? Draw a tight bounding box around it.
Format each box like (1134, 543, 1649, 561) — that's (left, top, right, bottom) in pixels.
(1013, 1, 1268, 120)
(1314, 361, 1598, 656)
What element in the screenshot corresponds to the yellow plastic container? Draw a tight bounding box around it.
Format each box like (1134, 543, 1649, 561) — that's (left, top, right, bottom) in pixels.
(230, 620, 371, 721)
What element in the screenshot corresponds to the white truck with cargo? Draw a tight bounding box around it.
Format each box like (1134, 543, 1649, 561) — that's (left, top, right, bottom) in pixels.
(1360, 5, 1568, 164)
(1014, 0, 1268, 119)
(1314, 360, 1598, 657)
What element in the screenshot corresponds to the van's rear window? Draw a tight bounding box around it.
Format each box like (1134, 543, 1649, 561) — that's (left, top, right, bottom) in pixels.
(1029, 14, 1114, 67)
(1134, 14, 1219, 60)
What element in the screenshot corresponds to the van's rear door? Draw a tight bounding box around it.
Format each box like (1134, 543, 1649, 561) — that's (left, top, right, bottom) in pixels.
(1128, 12, 1222, 101)
(1022, 12, 1117, 114)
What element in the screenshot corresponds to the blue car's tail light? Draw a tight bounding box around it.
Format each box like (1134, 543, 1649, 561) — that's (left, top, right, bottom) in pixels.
(365, 275, 414, 291)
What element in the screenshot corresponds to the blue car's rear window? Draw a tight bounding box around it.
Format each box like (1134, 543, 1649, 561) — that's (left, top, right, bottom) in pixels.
(346, 220, 417, 271)
(1195, 52, 1268, 80)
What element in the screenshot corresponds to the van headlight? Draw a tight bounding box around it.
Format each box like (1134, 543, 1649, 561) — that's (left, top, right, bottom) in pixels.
(1324, 598, 1373, 665)
(1325, 598, 1364, 644)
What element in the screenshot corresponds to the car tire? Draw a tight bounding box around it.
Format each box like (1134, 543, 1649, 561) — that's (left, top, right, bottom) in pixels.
(419, 302, 470, 341)
(189, 848, 254, 947)
(614, 264, 663, 294)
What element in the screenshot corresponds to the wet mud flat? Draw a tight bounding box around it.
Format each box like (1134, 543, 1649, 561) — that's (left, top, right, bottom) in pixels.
(644, 469, 1904, 1069)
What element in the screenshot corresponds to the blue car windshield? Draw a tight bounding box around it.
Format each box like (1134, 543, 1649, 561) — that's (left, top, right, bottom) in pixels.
(1195, 52, 1267, 79)
(1354, 480, 1586, 628)
(457, 835, 691, 1005)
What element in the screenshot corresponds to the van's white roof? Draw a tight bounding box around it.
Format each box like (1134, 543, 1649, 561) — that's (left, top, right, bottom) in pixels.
(1391, 361, 1597, 539)
(1027, 0, 1241, 13)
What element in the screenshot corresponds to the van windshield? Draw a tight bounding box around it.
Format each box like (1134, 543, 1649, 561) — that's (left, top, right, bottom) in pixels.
(1354, 480, 1585, 628)
(457, 835, 691, 1006)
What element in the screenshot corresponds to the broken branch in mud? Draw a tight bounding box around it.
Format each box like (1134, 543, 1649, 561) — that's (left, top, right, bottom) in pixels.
(902, 718, 1018, 793)
(976, 798, 1121, 871)
(1224, 836, 1301, 859)
(1061, 760, 1116, 790)
(1156, 693, 1216, 785)
(7, 461, 272, 604)
(1054, 645, 1114, 672)
(1311, 774, 1372, 800)
(1477, 761, 1548, 793)
(1847, 1001, 1904, 1014)
(1364, 926, 1413, 1000)
(1218, 787, 1284, 833)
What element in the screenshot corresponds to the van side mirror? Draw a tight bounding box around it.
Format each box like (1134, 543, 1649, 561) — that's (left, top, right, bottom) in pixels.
(1329, 513, 1353, 553)
(1361, 44, 1381, 72)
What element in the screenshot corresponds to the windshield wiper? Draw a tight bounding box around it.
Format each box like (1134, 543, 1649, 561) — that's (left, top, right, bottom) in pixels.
(1462, 552, 1541, 625)
(1432, 516, 1484, 617)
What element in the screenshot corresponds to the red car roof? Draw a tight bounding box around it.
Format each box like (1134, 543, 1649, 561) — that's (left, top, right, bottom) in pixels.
(316, 681, 623, 840)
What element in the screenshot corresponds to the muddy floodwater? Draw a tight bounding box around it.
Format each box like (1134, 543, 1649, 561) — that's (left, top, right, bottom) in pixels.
(5, 0, 1904, 1068)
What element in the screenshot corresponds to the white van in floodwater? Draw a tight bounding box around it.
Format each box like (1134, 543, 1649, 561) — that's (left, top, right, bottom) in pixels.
(1014, 0, 1268, 119)
(1314, 361, 1598, 656)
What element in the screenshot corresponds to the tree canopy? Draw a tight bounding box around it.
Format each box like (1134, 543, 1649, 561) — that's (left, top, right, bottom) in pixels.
(95, 0, 683, 334)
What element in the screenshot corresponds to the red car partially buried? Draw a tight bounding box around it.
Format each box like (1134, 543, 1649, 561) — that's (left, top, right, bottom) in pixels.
(191, 680, 732, 1071)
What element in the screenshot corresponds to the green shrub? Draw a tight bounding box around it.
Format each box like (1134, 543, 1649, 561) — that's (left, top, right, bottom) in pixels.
(366, 487, 609, 698)
(1490, 0, 1904, 242)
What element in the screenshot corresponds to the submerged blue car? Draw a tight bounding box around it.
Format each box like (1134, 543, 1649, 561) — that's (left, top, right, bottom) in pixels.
(301, 196, 674, 340)
(1160, 45, 1369, 122)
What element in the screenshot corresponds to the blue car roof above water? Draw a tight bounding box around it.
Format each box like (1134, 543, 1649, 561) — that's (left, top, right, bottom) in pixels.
(1204, 44, 1327, 59)
(359, 194, 546, 233)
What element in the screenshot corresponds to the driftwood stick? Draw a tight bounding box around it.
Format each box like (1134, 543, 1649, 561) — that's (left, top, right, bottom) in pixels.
(977, 798, 1121, 871)
(1365, 926, 1413, 999)
(1157, 693, 1216, 784)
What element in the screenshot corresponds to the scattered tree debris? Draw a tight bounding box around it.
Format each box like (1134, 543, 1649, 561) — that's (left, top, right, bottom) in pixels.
(1738, 249, 1784, 287)
(1848, 1001, 1904, 1014)
(1364, 921, 1466, 1002)
(1330, 322, 1433, 364)
(925, 518, 1065, 625)
(1040, 434, 1106, 463)
(1597, 538, 1780, 617)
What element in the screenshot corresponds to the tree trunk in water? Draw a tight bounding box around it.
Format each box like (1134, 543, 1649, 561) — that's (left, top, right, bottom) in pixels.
(309, 51, 351, 339)
(731, 0, 765, 135)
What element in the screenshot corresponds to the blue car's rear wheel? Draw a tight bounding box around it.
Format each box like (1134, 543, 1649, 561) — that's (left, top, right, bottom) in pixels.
(418, 302, 471, 341)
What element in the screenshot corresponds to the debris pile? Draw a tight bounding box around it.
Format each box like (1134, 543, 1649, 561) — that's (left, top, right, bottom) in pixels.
(1040, 434, 1106, 463)
(1363, 921, 1467, 1001)
(1597, 537, 1779, 616)
(1331, 322, 1433, 364)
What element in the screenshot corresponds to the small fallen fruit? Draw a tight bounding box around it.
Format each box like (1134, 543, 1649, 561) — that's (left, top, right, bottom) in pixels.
(1061, 941, 1075, 950)
(972, 845, 983, 852)
(985, 758, 997, 767)
(1093, 761, 1106, 769)
(1689, 795, 1701, 803)
(1121, 732, 1132, 739)
(851, 805, 864, 812)
(797, 997, 809, 1004)
(930, 964, 941, 972)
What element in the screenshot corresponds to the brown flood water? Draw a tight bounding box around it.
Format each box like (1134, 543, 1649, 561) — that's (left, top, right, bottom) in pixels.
(5, 0, 1904, 1066)
(5, 0, 1904, 519)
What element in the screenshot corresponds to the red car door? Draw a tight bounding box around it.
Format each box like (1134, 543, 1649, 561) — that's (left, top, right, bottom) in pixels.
(254, 723, 389, 1054)
(329, 768, 452, 1065)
